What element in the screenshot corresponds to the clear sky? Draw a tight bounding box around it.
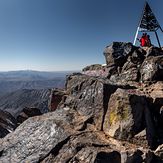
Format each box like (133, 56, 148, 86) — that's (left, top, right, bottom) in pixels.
(0, 0, 163, 71)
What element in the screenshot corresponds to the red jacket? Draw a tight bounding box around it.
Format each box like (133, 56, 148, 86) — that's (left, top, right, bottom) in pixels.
(140, 37, 146, 47)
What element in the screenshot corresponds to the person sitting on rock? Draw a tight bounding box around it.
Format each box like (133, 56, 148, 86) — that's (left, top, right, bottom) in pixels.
(138, 33, 151, 47)
(138, 33, 147, 47)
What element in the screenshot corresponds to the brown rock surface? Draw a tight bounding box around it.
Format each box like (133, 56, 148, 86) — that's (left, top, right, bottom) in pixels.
(103, 88, 156, 145)
(48, 88, 65, 111)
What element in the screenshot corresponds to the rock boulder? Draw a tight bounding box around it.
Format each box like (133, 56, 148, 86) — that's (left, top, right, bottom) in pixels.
(16, 107, 42, 124)
(103, 42, 134, 67)
(140, 56, 163, 81)
(0, 112, 74, 162)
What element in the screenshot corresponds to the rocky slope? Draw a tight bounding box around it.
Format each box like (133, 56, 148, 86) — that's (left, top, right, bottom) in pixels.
(1, 42, 163, 162)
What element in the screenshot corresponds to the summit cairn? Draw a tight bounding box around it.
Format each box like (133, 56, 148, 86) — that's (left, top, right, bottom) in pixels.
(134, 2, 163, 48)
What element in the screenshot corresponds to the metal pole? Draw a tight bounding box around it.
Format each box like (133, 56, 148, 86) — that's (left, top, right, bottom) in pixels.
(154, 30, 161, 48)
(133, 2, 147, 45)
(159, 26, 163, 33)
(133, 27, 140, 45)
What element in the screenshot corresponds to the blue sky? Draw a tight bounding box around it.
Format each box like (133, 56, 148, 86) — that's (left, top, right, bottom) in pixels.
(0, 0, 163, 71)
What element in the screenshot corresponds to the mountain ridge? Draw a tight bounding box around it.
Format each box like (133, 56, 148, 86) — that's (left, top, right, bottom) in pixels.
(0, 70, 74, 96)
(0, 88, 50, 117)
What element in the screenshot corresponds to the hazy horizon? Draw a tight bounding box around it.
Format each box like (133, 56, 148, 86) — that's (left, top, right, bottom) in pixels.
(0, 69, 80, 73)
(0, 0, 163, 71)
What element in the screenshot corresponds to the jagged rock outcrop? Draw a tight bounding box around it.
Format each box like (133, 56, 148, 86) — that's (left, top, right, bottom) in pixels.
(0, 111, 75, 162)
(48, 88, 66, 112)
(103, 42, 134, 67)
(0, 110, 17, 138)
(97, 42, 163, 83)
(1, 42, 163, 162)
(140, 56, 163, 81)
(81, 42, 163, 84)
(16, 107, 42, 124)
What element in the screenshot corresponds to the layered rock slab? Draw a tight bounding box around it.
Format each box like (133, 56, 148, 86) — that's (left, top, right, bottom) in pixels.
(64, 73, 119, 130)
(0, 112, 75, 162)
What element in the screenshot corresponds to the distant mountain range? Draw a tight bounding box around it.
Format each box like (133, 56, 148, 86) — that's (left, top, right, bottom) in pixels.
(0, 70, 74, 81)
(0, 70, 76, 116)
(0, 70, 75, 96)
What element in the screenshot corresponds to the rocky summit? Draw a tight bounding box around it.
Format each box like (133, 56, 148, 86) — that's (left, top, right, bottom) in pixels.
(1, 42, 163, 162)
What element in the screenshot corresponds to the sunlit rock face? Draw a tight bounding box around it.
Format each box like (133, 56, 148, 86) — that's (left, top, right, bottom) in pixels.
(1, 42, 163, 162)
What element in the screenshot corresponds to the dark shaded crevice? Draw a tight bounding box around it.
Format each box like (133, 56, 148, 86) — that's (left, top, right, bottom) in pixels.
(91, 143, 110, 148)
(90, 79, 96, 86)
(101, 84, 117, 131)
(38, 136, 71, 162)
(0, 126, 10, 138)
(145, 151, 163, 163)
(145, 103, 160, 150)
(137, 70, 141, 82)
(0, 150, 3, 157)
(129, 95, 146, 136)
(79, 81, 84, 91)
(126, 150, 143, 163)
(51, 137, 71, 157)
(94, 151, 121, 163)
(145, 97, 163, 150)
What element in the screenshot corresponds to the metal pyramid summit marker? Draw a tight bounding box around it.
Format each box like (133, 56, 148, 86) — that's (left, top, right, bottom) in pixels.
(139, 2, 160, 31)
(133, 1, 163, 47)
